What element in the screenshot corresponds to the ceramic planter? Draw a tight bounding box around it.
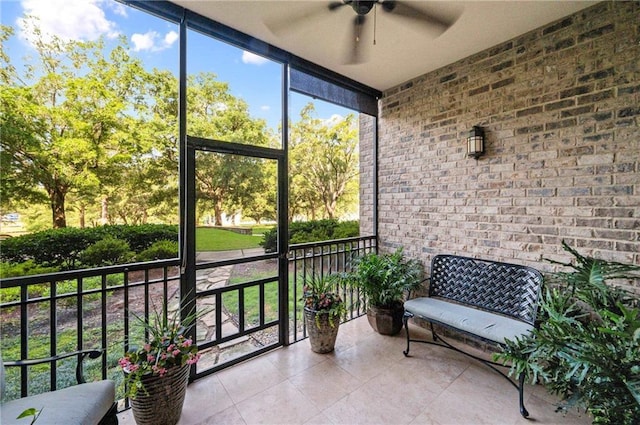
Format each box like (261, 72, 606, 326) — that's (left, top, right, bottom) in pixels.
(366, 304, 404, 335)
(304, 307, 340, 353)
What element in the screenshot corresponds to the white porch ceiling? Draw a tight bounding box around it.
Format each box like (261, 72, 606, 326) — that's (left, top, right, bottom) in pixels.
(170, 1, 596, 92)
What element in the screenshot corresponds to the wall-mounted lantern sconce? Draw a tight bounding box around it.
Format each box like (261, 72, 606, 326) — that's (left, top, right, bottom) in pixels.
(467, 126, 485, 159)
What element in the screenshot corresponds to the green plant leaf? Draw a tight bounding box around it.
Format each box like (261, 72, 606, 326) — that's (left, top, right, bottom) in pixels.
(16, 408, 39, 419)
(502, 242, 640, 424)
(17, 407, 42, 425)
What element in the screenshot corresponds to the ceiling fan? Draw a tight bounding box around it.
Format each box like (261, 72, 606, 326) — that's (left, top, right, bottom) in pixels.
(266, 0, 456, 65)
(266, 0, 459, 65)
(328, 0, 457, 63)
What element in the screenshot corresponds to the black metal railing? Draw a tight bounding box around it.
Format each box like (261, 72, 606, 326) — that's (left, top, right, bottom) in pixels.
(289, 235, 377, 343)
(0, 259, 181, 403)
(0, 235, 376, 403)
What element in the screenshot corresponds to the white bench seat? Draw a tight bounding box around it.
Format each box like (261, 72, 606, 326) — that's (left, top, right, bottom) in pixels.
(1, 380, 115, 425)
(404, 297, 533, 345)
(1, 350, 117, 425)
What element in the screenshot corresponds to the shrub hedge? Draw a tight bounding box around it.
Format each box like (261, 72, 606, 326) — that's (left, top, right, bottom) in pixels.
(0, 260, 59, 279)
(0, 224, 178, 270)
(1, 221, 356, 273)
(136, 240, 179, 261)
(79, 237, 136, 267)
(260, 219, 359, 253)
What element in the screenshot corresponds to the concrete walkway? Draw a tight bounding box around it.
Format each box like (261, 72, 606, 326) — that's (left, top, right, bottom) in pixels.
(196, 248, 266, 263)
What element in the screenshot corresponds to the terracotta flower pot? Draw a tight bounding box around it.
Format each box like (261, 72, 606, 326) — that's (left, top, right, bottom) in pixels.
(304, 307, 340, 353)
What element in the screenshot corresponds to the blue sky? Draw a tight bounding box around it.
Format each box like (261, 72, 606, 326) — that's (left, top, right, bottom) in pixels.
(1, 0, 354, 131)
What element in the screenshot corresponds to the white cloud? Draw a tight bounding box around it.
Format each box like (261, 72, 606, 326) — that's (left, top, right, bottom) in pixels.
(131, 30, 178, 52)
(323, 114, 345, 126)
(108, 2, 128, 18)
(18, 0, 119, 45)
(242, 51, 268, 65)
(164, 31, 179, 46)
(260, 105, 271, 111)
(131, 31, 157, 52)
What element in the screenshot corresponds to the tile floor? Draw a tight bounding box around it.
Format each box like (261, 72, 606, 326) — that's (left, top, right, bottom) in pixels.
(117, 316, 591, 425)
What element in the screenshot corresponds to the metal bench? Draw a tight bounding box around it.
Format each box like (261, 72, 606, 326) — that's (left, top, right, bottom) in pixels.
(403, 254, 543, 418)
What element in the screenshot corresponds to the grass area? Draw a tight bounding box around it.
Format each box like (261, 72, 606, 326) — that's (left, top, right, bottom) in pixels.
(225, 269, 283, 324)
(222, 281, 281, 324)
(195, 226, 273, 251)
(224, 271, 307, 325)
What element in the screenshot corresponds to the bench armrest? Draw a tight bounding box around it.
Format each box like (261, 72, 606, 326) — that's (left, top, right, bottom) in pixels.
(3, 349, 104, 385)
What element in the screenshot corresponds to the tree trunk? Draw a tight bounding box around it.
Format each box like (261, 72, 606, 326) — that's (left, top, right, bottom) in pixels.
(79, 204, 86, 228)
(325, 200, 336, 219)
(214, 199, 223, 226)
(50, 187, 67, 228)
(101, 196, 108, 225)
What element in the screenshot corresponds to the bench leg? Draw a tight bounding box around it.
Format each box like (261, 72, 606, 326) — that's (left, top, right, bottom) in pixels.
(402, 311, 412, 356)
(518, 372, 529, 418)
(401, 318, 532, 419)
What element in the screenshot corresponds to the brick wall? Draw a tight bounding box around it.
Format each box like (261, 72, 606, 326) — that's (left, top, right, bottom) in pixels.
(369, 1, 639, 292)
(359, 113, 376, 235)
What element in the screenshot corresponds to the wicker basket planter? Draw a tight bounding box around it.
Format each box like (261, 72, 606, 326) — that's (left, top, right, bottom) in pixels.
(304, 307, 340, 353)
(129, 364, 190, 425)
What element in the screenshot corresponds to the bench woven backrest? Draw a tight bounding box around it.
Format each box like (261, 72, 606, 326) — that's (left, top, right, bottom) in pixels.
(429, 255, 543, 325)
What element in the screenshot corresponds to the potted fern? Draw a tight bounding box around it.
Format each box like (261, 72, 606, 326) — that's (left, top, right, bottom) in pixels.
(496, 242, 640, 424)
(344, 247, 424, 335)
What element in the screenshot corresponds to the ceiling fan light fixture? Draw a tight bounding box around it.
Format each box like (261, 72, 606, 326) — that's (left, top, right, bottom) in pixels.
(330, 0, 458, 65)
(351, 1, 376, 16)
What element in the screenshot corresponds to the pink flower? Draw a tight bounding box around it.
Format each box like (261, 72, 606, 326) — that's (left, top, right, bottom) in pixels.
(143, 344, 151, 352)
(147, 354, 156, 362)
(186, 353, 201, 365)
(182, 339, 193, 348)
(152, 365, 167, 376)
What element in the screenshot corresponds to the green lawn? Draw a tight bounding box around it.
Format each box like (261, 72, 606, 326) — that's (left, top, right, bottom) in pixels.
(195, 226, 273, 251)
(223, 273, 304, 325)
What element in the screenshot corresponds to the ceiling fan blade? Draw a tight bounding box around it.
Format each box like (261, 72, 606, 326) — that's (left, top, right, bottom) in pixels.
(382, 0, 456, 34)
(264, 3, 329, 36)
(346, 15, 366, 65)
(329, 1, 349, 12)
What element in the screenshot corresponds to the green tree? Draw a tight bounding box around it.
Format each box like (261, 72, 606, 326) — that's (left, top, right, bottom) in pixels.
(239, 158, 277, 224)
(187, 72, 273, 225)
(111, 68, 180, 225)
(289, 103, 359, 220)
(0, 21, 153, 228)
